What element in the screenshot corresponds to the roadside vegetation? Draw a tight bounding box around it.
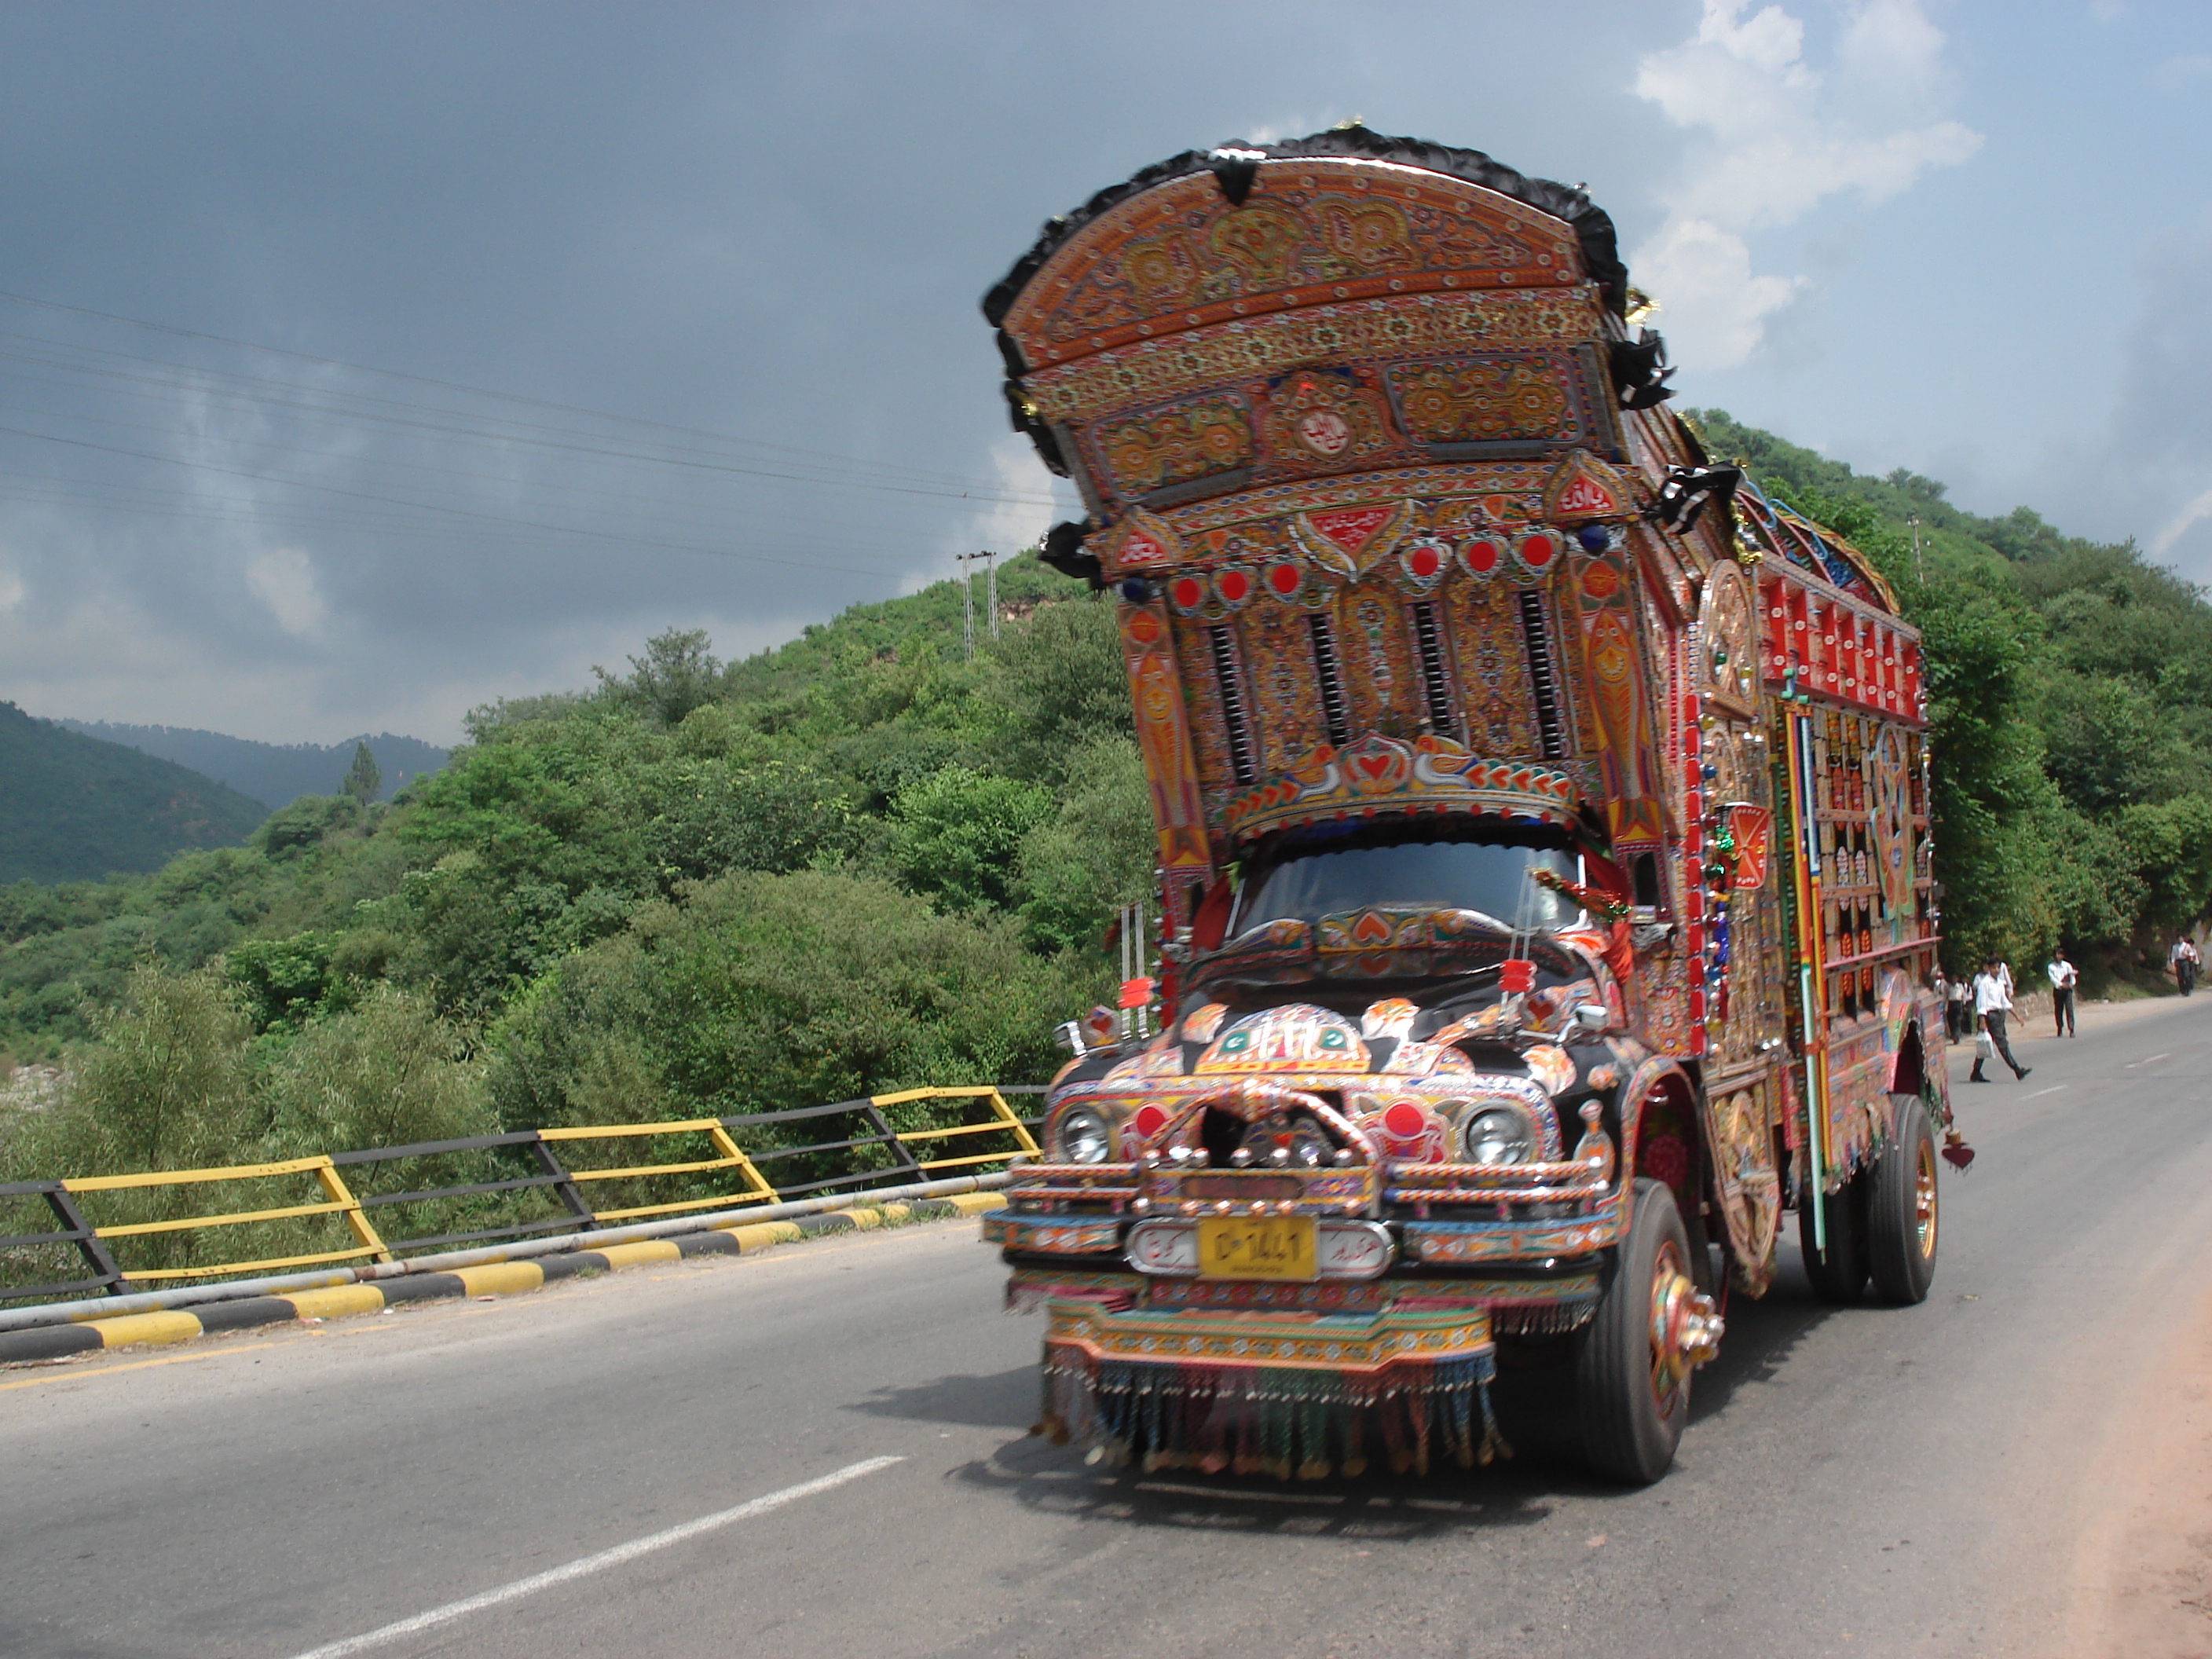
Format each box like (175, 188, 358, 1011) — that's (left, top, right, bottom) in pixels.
(2, 416, 2209, 1218)
(1691, 409, 2212, 991)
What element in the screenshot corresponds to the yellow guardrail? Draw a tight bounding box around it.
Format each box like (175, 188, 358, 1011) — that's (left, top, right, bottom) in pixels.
(13, 1086, 1040, 1294)
(539, 1121, 778, 1223)
(61, 1156, 390, 1282)
(874, 1086, 1042, 1171)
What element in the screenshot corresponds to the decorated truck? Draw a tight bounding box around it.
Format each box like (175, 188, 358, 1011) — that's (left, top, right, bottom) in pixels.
(980, 129, 1961, 1483)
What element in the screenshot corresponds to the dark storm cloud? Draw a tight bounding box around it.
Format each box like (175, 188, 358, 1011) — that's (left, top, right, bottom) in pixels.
(0, 1, 1693, 740)
(2, 3, 2207, 741)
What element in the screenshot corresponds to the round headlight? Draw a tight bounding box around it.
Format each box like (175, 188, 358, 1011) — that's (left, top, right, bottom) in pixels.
(1057, 1107, 1112, 1164)
(1464, 1106, 1533, 1165)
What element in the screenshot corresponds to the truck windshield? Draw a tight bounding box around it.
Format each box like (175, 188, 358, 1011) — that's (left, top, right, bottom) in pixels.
(1236, 834, 1586, 932)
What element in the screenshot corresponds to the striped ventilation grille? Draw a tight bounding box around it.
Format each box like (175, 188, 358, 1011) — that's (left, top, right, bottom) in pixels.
(1410, 602, 1458, 739)
(1206, 625, 1259, 786)
(1515, 590, 1566, 761)
(1306, 613, 1353, 748)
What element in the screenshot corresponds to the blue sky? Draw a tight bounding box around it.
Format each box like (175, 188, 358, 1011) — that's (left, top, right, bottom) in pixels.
(0, 1, 2201, 743)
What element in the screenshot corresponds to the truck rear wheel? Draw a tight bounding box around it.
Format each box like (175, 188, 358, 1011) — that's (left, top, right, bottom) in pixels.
(1866, 1097, 1939, 1305)
(1799, 1177, 1867, 1303)
(1577, 1178, 1705, 1484)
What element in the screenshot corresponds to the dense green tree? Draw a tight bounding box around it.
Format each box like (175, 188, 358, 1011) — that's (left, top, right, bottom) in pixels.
(888, 765, 1053, 914)
(342, 741, 383, 807)
(1014, 734, 1155, 954)
(486, 868, 1086, 1130)
(595, 626, 723, 727)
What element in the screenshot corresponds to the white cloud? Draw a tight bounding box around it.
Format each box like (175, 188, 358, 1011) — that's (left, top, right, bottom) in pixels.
(0, 567, 22, 615)
(1632, 217, 1806, 369)
(2152, 487, 2212, 560)
(245, 548, 328, 639)
(1630, 1, 1983, 369)
(942, 434, 1072, 566)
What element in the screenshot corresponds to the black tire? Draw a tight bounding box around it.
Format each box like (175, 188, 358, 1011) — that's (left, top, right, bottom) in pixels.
(1866, 1097, 1939, 1305)
(1577, 1177, 1694, 1484)
(1799, 1175, 1867, 1303)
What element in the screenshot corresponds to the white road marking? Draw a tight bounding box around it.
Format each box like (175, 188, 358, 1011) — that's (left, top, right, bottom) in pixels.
(2126, 1053, 2173, 1069)
(284, 1456, 903, 1659)
(2024, 1086, 2067, 1099)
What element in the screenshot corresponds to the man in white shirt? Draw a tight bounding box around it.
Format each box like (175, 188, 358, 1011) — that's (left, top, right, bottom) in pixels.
(2046, 950, 2077, 1038)
(1970, 956, 2031, 1082)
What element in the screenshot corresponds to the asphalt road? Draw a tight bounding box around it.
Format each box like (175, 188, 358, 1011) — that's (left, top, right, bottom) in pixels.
(5, 994, 2210, 1659)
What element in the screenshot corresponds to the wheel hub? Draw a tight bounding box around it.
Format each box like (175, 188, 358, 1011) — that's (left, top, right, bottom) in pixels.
(1649, 1246, 1726, 1389)
(1913, 1138, 1939, 1259)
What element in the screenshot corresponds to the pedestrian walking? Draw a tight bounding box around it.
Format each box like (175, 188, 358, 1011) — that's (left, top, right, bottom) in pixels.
(1970, 956, 2031, 1082)
(2046, 949, 2077, 1038)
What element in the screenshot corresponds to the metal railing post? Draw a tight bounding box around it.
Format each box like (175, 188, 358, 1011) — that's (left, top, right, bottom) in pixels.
(313, 1163, 392, 1263)
(861, 1103, 927, 1181)
(46, 1185, 126, 1296)
(527, 1138, 595, 1228)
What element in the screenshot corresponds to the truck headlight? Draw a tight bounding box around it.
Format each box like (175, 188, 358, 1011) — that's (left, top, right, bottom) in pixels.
(1464, 1106, 1533, 1165)
(1057, 1107, 1112, 1164)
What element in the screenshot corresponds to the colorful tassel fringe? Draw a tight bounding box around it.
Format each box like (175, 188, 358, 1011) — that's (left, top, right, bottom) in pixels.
(1038, 1348, 1511, 1478)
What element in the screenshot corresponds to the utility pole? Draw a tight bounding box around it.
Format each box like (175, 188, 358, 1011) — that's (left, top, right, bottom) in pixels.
(953, 550, 998, 656)
(1909, 514, 1923, 584)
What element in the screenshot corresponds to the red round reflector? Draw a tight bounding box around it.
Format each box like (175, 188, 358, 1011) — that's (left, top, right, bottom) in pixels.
(1131, 1104, 1167, 1141)
(1217, 569, 1250, 603)
(1267, 562, 1302, 595)
(1408, 543, 1441, 579)
(1463, 537, 1502, 573)
(1382, 1101, 1428, 1141)
(1170, 577, 1203, 610)
(1521, 531, 1558, 569)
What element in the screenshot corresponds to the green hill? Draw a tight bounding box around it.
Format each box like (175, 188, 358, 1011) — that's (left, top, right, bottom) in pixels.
(1689, 408, 2212, 989)
(0, 704, 269, 884)
(2, 416, 2210, 1190)
(53, 722, 448, 810)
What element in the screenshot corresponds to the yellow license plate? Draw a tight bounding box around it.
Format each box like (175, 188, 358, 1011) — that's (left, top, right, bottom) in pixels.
(1196, 1215, 1317, 1280)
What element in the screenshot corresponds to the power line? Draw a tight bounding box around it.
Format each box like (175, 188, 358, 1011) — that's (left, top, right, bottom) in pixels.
(0, 291, 1061, 501)
(0, 471, 957, 576)
(0, 393, 1041, 545)
(0, 422, 940, 581)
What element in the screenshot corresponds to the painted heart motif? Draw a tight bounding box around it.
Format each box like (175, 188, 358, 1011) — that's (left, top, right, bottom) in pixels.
(1354, 754, 1394, 782)
(1308, 507, 1392, 554)
(1352, 911, 1393, 944)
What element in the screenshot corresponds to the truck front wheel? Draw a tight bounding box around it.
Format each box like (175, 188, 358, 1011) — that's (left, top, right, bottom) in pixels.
(1577, 1177, 1706, 1484)
(1866, 1097, 1939, 1305)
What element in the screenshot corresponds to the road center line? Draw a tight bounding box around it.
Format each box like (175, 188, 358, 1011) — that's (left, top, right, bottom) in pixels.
(2023, 1085, 2068, 1098)
(2126, 1053, 2173, 1069)
(284, 1456, 904, 1659)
